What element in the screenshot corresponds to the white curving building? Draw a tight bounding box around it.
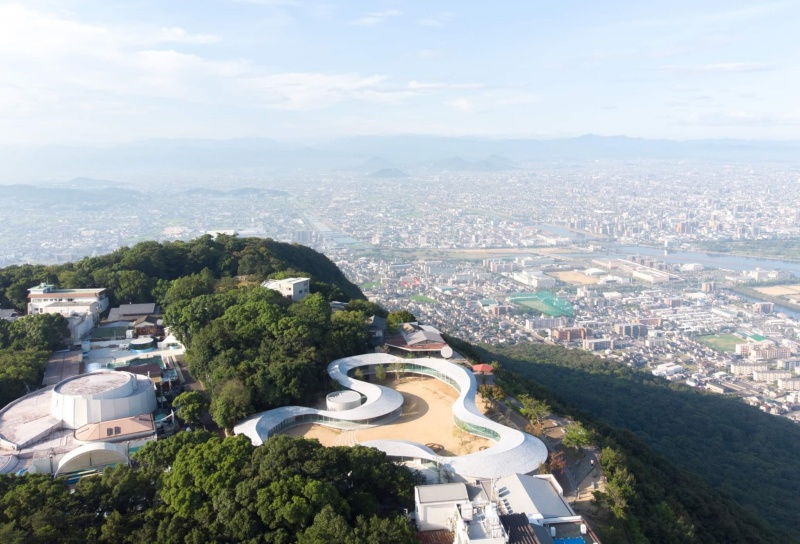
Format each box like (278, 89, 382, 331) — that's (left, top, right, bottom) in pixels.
(235, 353, 548, 480)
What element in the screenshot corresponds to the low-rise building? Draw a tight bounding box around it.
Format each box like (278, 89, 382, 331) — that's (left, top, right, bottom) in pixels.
(27, 283, 109, 316)
(752, 370, 793, 383)
(261, 277, 310, 301)
(583, 337, 614, 351)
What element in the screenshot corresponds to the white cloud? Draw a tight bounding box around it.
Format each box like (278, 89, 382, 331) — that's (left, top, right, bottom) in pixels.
(154, 27, 221, 45)
(0, 5, 407, 113)
(241, 73, 391, 109)
(417, 12, 454, 27)
(235, 0, 300, 5)
(660, 63, 772, 74)
(407, 81, 484, 91)
(417, 48, 446, 59)
(347, 9, 401, 26)
(444, 98, 474, 112)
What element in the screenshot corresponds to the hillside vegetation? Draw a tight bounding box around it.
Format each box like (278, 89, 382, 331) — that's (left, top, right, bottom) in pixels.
(0, 234, 363, 311)
(0, 433, 420, 543)
(0, 236, 367, 417)
(449, 338, 799, 542)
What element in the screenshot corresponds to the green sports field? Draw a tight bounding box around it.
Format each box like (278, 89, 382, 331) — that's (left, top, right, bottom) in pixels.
(509, 292, 574, 317)
(696, 334, 742, 353)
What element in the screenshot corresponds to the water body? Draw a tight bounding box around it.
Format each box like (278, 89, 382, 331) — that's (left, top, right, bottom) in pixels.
(598, 244, 800, 275)
(532, 224, 583, 239)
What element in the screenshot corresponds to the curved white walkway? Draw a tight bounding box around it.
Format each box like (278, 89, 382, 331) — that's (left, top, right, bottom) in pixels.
(234, 353, 548, 479)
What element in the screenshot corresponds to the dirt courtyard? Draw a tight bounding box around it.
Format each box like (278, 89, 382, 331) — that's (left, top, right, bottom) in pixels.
(755, 284, 800, 296)
(550, 270, 599, 285)
(280, 377, 494, 456)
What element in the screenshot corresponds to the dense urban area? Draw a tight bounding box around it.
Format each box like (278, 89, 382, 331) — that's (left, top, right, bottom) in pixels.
(4, 160, 800, 424)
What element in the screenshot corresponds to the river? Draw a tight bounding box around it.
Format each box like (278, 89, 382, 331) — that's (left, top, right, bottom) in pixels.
(589, 244, 800, 275)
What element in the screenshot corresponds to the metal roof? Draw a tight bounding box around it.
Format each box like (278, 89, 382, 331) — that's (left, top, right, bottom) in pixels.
(416, 483, 469, 504)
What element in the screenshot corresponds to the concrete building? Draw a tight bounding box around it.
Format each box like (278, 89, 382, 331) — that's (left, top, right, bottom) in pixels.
(27, 283, 109, 316)
(752, 370, 793, 383)
(751, 302, 774, 314)
(261, 277, 310, 301)
(526, 316, 569, 330)
(551, 328, 588, 342)
(583, 338, 614, 351)
(27, 283, 110, 345)
(777, 378, 800, 391)
(614, 323, 648, 338)
(0, 370, 157, 477)
(652, 363, 684, 377)
(729, 362, 770, 376)
(415, 474, 599, 544)
(512, 270, 556, 290)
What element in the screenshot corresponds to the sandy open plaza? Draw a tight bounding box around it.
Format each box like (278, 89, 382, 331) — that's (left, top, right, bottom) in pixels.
(755, 284, 800, 296)
(549, 270, 599, 285)
(281, 376, 493, 456)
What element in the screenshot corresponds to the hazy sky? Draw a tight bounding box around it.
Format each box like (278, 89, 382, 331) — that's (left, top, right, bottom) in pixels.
(1, 0, 798, 145)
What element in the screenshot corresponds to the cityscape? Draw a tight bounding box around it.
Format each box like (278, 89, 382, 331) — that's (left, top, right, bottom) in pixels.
(3, 159, 800, 425)
(3, 0, 800, 541)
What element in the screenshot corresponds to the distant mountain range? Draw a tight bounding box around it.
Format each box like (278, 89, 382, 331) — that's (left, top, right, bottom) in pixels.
(2, 135, 799, 184)
(0, 183, 289, 203)
(368, 168, 408, 178)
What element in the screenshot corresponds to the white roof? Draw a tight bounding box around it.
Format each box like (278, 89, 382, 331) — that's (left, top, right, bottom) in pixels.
(234, 353, 548, 480)
(495, 473, 575, 521)
(416, 482, 469, 504)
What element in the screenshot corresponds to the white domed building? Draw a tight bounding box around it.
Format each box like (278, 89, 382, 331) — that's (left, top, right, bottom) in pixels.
(0, 370, 157, 478)
(51, 371, 156, 429)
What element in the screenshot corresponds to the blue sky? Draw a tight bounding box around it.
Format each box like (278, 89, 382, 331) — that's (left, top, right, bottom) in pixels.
(1, 0, 798, 144)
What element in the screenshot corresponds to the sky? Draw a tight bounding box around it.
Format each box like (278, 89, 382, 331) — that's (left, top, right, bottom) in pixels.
(1, 0, 799, 145)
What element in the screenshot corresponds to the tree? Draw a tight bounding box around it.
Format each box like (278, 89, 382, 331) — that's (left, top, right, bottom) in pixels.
(386, 310, 415, 332)
(297, 506, 353, 544)
(9, 314, 69, 351)
(108, 270, 155, 306)
(518, 394, 551, 426)
(173, 391, 209, 428)
(390, 362, 405, 383)
(162, 268, 216, 306)
(547, 451, 566, 474)
(210, 379, 252, 434)
(453, 426, 472, 454)
(562, 421, 592, 452)
(0, 349, 49, 404)
(374, 364, 386, 382)
(478, 384, 505, 410)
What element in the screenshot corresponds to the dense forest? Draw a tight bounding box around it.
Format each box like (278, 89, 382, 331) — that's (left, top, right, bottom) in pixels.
(448, 337, 799, 542)
(0, 235, 370, 427)
(0, 432, 420, 543)
(0, 234, 363, 312)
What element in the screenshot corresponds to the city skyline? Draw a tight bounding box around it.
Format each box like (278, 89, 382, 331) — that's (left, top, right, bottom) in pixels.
(2, 0, 799, 145)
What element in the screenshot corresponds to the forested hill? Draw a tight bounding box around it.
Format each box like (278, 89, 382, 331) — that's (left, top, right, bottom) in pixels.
(0, 235, 370, 431)
(452, 338, 800, 542)
(0, 235, 363, 311)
